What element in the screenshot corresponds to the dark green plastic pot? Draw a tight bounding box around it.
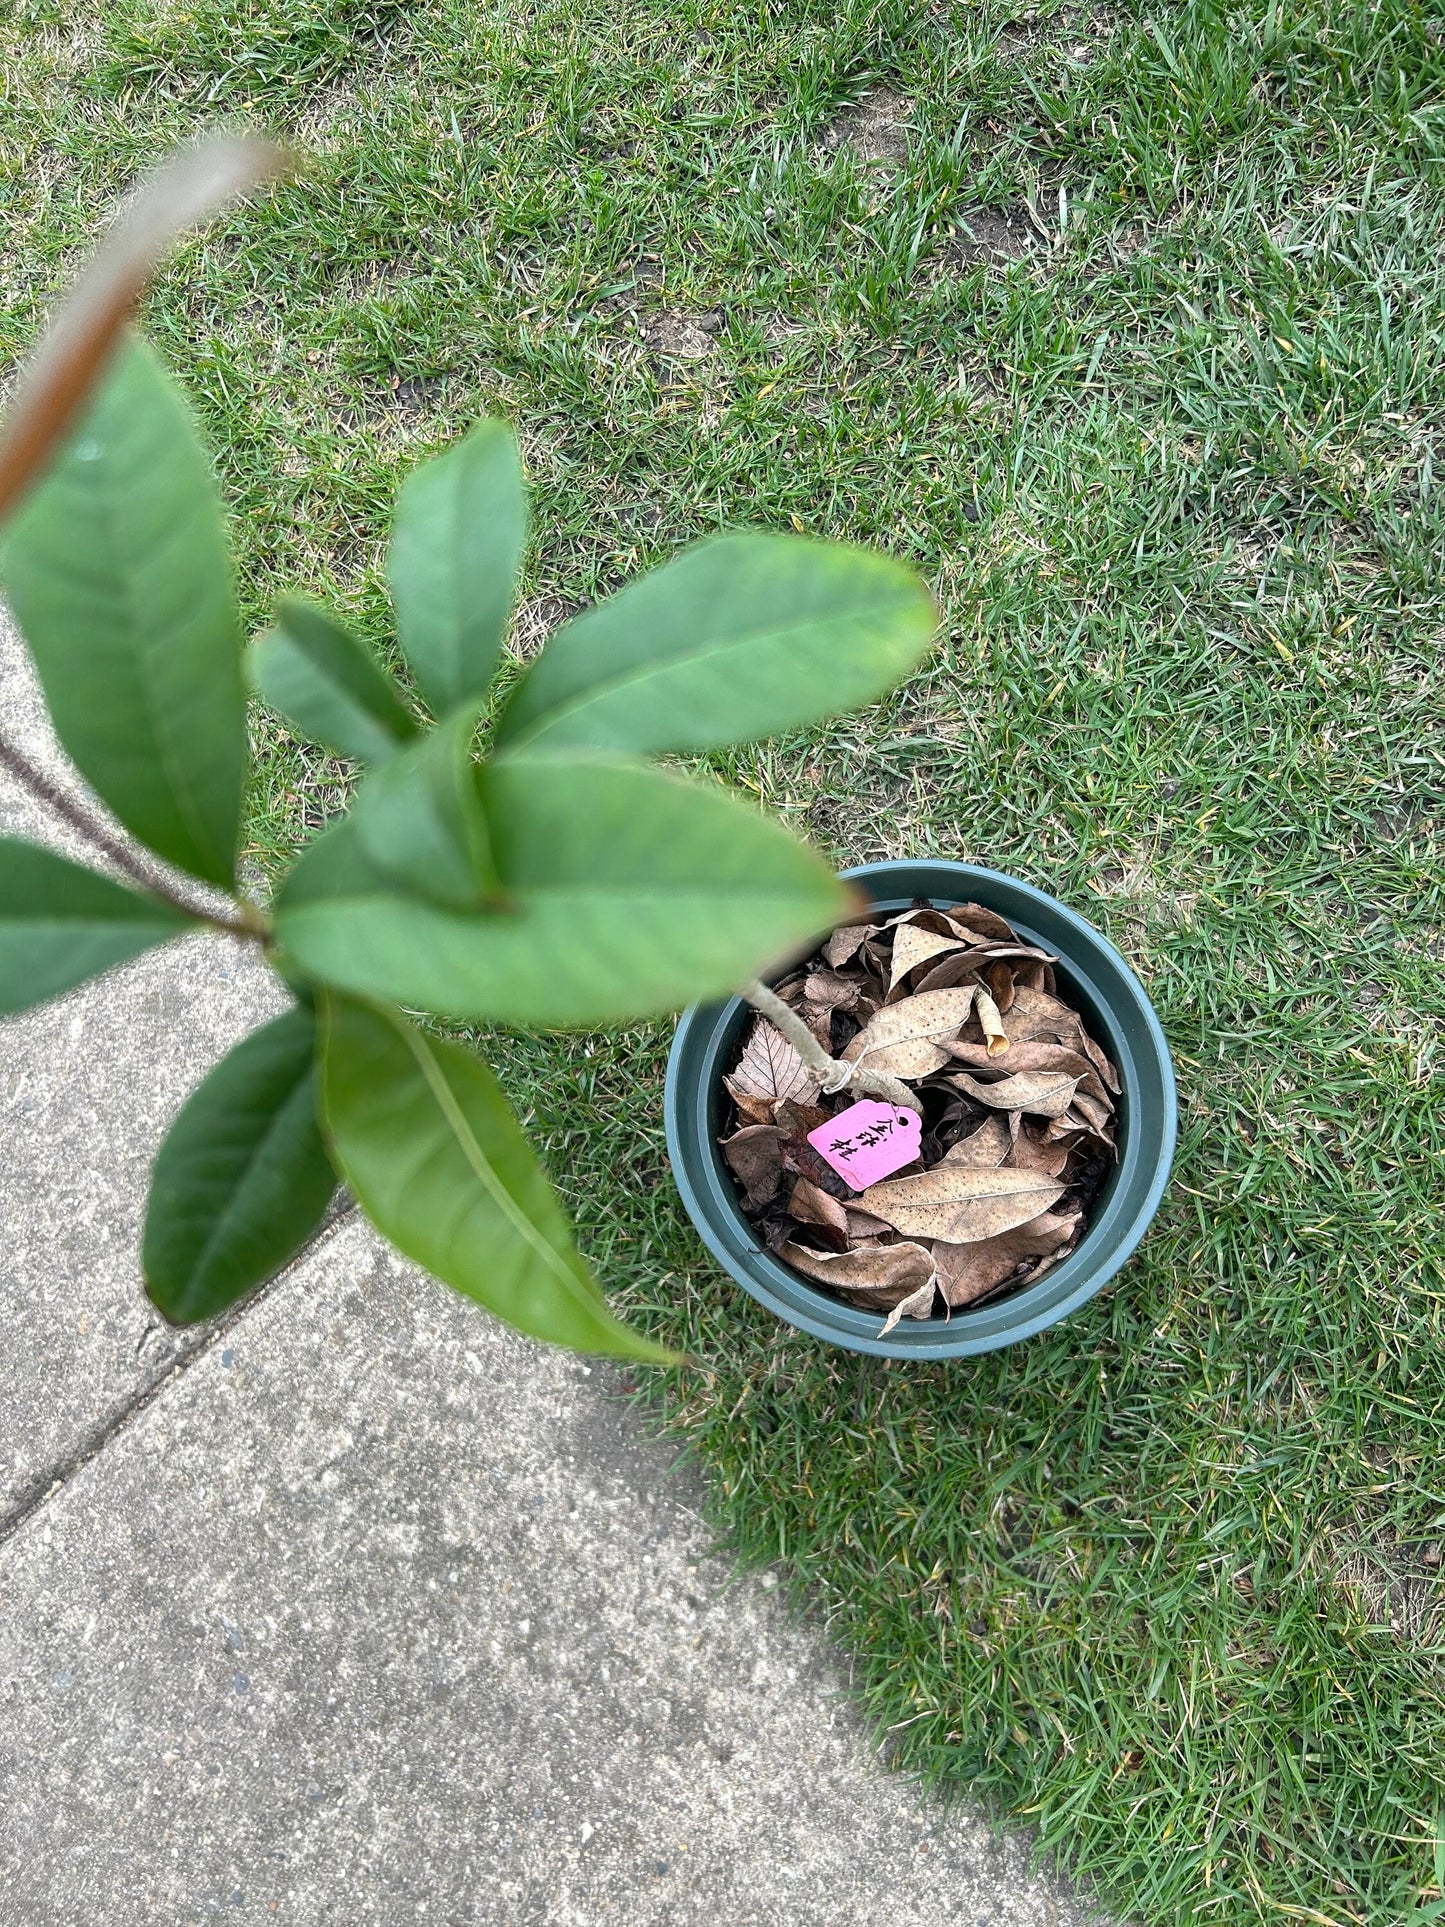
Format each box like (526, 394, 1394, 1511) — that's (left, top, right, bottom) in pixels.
(665, 860, 1177, 1359)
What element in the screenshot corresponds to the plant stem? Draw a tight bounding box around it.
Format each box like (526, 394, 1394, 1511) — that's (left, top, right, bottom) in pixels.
(0, 725, 265, 942)
(740, 978, 919, 1112)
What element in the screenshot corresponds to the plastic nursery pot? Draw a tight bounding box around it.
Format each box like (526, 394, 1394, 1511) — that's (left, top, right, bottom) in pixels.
(665, 860, 1177, 1360)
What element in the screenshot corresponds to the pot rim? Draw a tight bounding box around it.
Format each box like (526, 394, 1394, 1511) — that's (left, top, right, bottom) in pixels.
(664, 859, 1177, 1358)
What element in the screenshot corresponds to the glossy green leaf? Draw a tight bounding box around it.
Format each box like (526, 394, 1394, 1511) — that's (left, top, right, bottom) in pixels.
(321, 994, 670, 1360)
(0, 334, 246, 885)
(275, 756, 849, 1025)
(0, 835, 195, 1014)
(495, 532, 936, 756)
(249, 599, 418, 765)
(144, 1005, 337, 1325)
(388, 421, 526, 718)
(349, 707, 499, 906)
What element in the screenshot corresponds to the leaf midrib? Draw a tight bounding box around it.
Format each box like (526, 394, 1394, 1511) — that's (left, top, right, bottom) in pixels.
(287, 877, 832, 913)
(392, 1014, 604, 1323)
(172, 1063, 317, 1300)
(871, 1167, 1062, 1202)
(7, 909, 183, 934)
(502, 595, 898, 750)
(92, 395, 231, 877)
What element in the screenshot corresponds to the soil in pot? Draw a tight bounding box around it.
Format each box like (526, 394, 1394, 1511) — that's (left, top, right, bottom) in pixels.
(717, 900, 1121, 1335)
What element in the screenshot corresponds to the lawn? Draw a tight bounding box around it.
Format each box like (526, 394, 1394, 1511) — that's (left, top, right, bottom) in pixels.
(4, 0, 1445, 1919)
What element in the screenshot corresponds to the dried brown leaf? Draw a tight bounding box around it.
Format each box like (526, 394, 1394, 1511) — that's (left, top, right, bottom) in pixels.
(773, 1098, 831, 1138)
(841, 987, 979, 1079)
(720, 1124, 786, 1208)
(730, 1017, 820, 1107)
(996, 985, 1087, 1050)
(824, 920, 879, 967)
(1013, 959, 1056, 995)
(781, 1238, 936, 1302)
(804, 969, 863, 1012)
(945, 901, 1020, 944)
(974, 987, 1010, 1056)
(910, 952, 983, 995)
(1067, 1089, 1117, 1145)
(858, 936, 893, 982)
(787, 1178, 850, 1244)
(942, 1114, 1013, 1168)
(933, 1208, 1081, 1308)
(883, 907, 962, 937)
(808, 1005, 841, 1048)
(950, 1039, 1110, 1107)
(880, 1276, 940, 1334)
(1081, 1029, 1121, 1093)
(724, 1080, 779, 1125)
(953, 1069, 1079, 1119)
(984, 960, 1016, 1014)
(1005, 1124, 1073, 1179)
(888, 923, 968, 990)
(858, 1163, 1066, 1244)
(844, 1204, 895, 1239)
(1044, 1104, 1115, 1155)
(780, 1132, 847, 1192)
(961, 941, 1057, 967)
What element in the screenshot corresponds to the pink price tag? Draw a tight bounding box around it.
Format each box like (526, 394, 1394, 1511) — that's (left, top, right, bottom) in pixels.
(807, 1099, 922, 1192)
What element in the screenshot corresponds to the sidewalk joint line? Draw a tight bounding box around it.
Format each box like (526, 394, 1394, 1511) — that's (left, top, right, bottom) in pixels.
(0, 1200, 359, 1554)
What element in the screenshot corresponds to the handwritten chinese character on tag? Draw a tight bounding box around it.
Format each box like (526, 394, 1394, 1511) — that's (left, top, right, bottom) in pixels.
(806, 1099, 922, 1191)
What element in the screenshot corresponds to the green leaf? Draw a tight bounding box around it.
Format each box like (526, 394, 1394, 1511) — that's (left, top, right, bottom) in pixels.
(388, 421, 526, 718)
(144, 1004, 337, 1325)
(320, 994, 670, 1361)
(0, 334, 246, 885)
(349, 707, 499, 906)
(0, 836, 195, 1014)
(275, 756, 849, 1025)
(495, 532, 936, 756)
(249, 599, 418, 765)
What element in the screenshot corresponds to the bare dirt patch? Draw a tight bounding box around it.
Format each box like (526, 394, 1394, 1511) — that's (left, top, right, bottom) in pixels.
(1333, 1527, 1445, 1646)
(642, 310, 723, 368)
(946, 206, 1038, 267)
(996, 3, 1116, 63)
(384, 372, 454, 423)
(822, 87, 913, 168)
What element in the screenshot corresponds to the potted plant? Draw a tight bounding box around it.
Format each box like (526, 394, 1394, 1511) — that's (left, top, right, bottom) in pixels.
(667, 859, 1177, 1359)
(0, 143, 1175, 1368)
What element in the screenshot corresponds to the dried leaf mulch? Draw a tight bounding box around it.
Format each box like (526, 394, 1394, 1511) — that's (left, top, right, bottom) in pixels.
(718, 901, 1119, 1333)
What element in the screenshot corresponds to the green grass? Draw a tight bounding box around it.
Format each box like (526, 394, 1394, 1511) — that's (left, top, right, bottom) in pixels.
(5, 0, 1445, 1918)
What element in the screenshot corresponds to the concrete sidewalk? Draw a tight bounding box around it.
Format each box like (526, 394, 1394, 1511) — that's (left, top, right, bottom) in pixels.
(0, 615, 1100, 1926)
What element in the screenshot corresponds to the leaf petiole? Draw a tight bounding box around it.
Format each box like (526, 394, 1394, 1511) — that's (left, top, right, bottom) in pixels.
(0, 722, 268, 944)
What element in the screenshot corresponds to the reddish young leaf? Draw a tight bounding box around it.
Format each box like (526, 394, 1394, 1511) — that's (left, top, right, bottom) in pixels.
(0, 140, 285, 520)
